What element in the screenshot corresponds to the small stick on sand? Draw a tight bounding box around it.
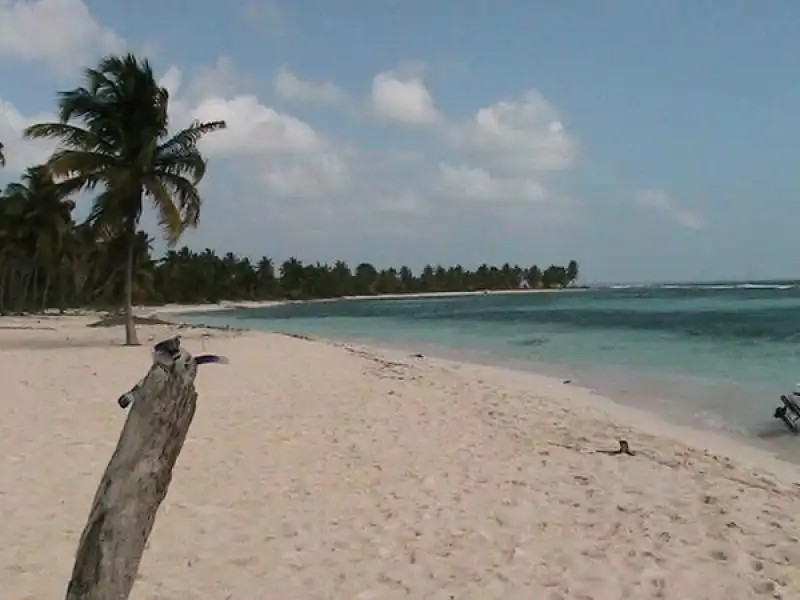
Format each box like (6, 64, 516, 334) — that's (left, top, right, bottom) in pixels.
(597, 439, 636, 456)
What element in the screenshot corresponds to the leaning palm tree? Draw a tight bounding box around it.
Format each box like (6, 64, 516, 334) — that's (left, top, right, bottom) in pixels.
(24, 53, 226, 344)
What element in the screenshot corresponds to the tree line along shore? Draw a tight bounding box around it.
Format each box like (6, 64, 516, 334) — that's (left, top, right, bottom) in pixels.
(0, 53, 578, 343)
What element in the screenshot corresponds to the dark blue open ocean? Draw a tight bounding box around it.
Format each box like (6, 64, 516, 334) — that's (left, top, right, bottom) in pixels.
(181, 281, 800, 453)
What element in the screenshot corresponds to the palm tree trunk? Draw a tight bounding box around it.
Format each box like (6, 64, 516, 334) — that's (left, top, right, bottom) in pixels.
(17, 264, 32, 313)
(41, 270, 51, 312)
(57, 264, 66, 314)
(123, 227, 139, 345)
(0, 264, 6, 315)
(31, 264, 39, 310)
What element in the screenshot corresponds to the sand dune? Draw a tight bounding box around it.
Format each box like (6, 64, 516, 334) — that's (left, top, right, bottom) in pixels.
(1, 315, 798, 599)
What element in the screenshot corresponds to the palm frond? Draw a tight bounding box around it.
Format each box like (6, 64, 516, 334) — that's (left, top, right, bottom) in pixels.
(97, 54, 154, 86)
(58, 88, 112, 125)
(157, 120, 227, 155)
(142, 176, 183, 244)
(21, 164, 51, 185)
(156, 172, 203, 219)
(84, 67, 114, 95)
(48, 149, 116, 179)
(3, 182, 28, 198)
(86, 188, 132, 235)
(24, 122, 110, 153)
(51, 173, 103, 197)
(154, 150, 207, 183)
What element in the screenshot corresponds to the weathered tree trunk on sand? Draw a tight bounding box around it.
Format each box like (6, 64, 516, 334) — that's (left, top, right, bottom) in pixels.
(66, 337, 199, 600)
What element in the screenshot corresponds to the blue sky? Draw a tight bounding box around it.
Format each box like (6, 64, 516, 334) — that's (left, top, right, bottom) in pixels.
(1, 1, 799, 283)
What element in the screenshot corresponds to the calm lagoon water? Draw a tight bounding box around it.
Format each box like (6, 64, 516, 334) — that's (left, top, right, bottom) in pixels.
(180, 282, 800, 455)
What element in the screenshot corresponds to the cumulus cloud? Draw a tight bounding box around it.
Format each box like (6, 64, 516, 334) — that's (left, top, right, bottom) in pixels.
(259, 151, 351, 199)
(0, 0, 587, 262)
(0, 0, 123, 73)
(634, 188, 703, 230)
(186, 56, 251, 100)
(438, 163, 546, 203)
(183, 95, 325, 155)
(0, 54, 352, 203)
(374, 189, 427, 215)
(159, 66, 183, 98)
(370, 70, 438, 124)
(422, 90, 579, 207)
(160, 65, 354, 200)
(0, 98, 56, 171)
(0, 49, 582, 241)
(274, 67, 347, 106)
(449, 90, 579, 175)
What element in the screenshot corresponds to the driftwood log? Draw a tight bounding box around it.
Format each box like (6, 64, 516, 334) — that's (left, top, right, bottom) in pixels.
(66, 337, 200, 600)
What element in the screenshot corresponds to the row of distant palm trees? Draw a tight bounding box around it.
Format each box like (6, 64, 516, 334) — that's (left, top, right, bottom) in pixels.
(0, 198, 578, 311)
(1, 54, 227, 344)
(142, 249, 578, 304)
(0, 53, 580, 345)
(0, 169, 578, 309)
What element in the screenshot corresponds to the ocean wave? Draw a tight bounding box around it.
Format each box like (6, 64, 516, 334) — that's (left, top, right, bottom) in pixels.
(660, 283, 795, 291)
(739, 283, 794, 290)
(605, 282, 795, 291)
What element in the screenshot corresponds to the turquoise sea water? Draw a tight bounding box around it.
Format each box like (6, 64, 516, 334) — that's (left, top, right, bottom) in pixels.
(181, 281, 800, 455)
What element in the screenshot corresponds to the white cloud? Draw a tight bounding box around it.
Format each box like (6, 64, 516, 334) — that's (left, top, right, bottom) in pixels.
(160, 66, 183, 97)
(370, 70, 438, 124)
(180, 94, 325, 156)
(162, 65, 327, 157)
(0, 5, 587, 262)
(260, 152, 351, 198)
(274, 67, 347, 106)
(0, 0, 123, 73)
(375, 189, 427, 215)
(161, 65, 354, 201)
(187, 56, 250, 99)
(429, 90, 577, 208)
(438, 163, 546, 203)
(161, 59, 251, 105)
(0, 0, 602, 273)
(450, 90, 579, 175)
(0, 98, 56, 171)
(634, 188, 703, 230)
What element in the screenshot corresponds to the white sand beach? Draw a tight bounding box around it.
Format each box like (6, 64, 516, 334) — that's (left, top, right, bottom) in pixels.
(136, 287, 585, 318)
(2, 314, 799, 599)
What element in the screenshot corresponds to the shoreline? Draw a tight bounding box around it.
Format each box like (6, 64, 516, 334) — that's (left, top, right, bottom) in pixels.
(137, 286, 585, 318)
(367, 341, 800, 464)
(322, 345, 800, 473)
(6, 308, 797, 475)
(158, 306, 800, 474)
(3, 312, 800, 596)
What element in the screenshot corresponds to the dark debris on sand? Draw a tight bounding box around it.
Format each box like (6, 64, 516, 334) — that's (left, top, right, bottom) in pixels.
(87, 315, 173, 328)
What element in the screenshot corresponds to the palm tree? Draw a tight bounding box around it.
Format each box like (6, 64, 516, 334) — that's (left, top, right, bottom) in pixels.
(567, 260, 579, 285)
(24, 53, 226, 344)
(0, 141, 5, 167)
(3, 166, 75, 310)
